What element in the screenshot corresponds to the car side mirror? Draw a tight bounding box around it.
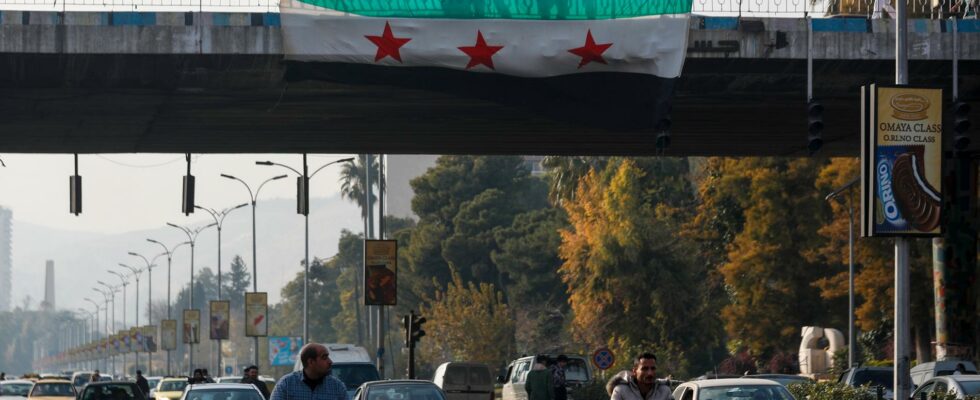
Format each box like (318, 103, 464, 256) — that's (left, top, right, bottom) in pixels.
(496, 376, 505, 384)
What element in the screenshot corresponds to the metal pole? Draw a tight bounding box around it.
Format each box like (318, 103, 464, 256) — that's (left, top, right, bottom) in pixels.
(894, 1, 911, 399)
(252, 198, 259, 367)
(848, 195, 856, 367)
(191, 240, 196, 373)
(807, 15, 813, 101)
(933, 238, 948, 360)
(378, 154, 386, 378)
(217, 223, 222, 376)
(148, 266, 152, 375)
(135, 274, 140, 373)
(167, 253, 172, 375)
(304, 153, 310, 345)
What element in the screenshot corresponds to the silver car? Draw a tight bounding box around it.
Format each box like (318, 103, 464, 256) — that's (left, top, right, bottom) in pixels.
(911, 375, 980, 400)
(181, 384, 265, 400)
(352, 380, 447, 400)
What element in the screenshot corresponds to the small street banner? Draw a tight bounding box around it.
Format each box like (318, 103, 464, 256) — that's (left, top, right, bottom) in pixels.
(861, 84, 943, 237)
(183, 309, 201, 344)
(119, 330, 132, 353)
(365, 240, 397, 305)
(269, 336, 304, 366)
(245, 292, 269, 337)
(143, 325, 157, 352)
(133, 327, 143, 352)
(161, 319, 178, 350)
(279, 0, 691, 129)
(210, 300, 231, 340)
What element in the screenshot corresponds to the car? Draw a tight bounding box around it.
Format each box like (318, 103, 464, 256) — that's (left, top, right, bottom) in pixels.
(146, 378, 163, 397)
(433, 362, 494, 400)
(911, 375, 980, 400)
(293, 343, 379, 399)
(671, 378, 796, 400)
(742, 375, 813, 387)
(837, 367, 895, 400)
(911, 361, 978, 387)
(0, 379, 36, 398)
(78, 382, 148, 400)
(213, 377, 274, 394)
(70, 372, 98, 393)
(27, 380, 76, 400)
(153, 378, 190, 400)
(179, 384, 264, 400)
(352, 380, 446, 400)
(500, 355, 592, 400)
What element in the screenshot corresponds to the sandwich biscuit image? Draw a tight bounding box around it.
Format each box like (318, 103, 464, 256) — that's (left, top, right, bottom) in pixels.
(891, 150, 941, 232)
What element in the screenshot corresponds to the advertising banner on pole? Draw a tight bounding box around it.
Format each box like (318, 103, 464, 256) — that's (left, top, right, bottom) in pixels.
(245, 293, 268, 337)
(133, 327, 143, 352)
(143, 325, 157, 352)
(210, 300, 231, 340)
(861, 84, 943, 237)
(111, 334, 120, 355)
(268, 336, 304, 366)
(119, 330, 131, 353)
(183, 309, 201, 344)
(161, 319, 178, 350)
(364, 239, 397, 305)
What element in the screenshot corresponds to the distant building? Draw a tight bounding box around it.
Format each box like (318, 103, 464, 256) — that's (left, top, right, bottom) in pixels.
(0, 207, 10, 312)
(41, 260, 54, 310)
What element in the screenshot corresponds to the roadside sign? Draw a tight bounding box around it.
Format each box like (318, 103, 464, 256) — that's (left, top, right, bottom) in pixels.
(592, 347, 615, 370)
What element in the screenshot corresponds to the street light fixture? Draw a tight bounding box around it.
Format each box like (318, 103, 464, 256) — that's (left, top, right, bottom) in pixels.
(220, 172, 287, 366)
(825, 177, 859, 368)
(257, 156, 354, 343)
(118, 263, 143, 372)
(166, 222, 216, 373)
(194, 202, 247, 374)
(128, 252, 156, 374)
(145, 239, 190, 376)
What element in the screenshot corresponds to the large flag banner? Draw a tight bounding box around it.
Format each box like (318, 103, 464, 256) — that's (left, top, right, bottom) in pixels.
(183, 309, 201, 344)
(364, 240, 397, 306)
(210, 301, 231, 340)
(280, 0, 692, 129)
(269, 337, 304, 366)
(245, 293, 268, 337)
(161, 319, 178, 350)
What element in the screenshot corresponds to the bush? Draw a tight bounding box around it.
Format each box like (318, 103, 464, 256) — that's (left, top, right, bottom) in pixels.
(786, 381, 875, 400)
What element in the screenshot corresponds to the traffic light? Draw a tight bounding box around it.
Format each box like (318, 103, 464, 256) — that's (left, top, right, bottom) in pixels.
(807, 99, 824, 155)
(402, 315, 411, 347)
(297, 175, 310, 215)
(410, 312, 426, 344)
(655, 107, 672, 151)
(952, 100, 971, 150)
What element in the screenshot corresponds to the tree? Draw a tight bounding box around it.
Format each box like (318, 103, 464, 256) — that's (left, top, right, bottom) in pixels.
(418, 271, 515, 369)
(559, 158, 723, 377)
(541, 156, 608, 205)
(339, 155, 381, 219)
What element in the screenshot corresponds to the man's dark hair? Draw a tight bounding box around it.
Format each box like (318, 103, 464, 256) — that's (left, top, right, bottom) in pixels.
(244, 366, 258, 373)
(136, 370, 142, 375)
(300, 344, 321, 368)
(633, 352, 658, 368)
(556, 355, 569, 363)
(535, 355, 550, 365)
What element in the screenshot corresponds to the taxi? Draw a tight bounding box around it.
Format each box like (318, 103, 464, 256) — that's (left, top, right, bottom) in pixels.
(27, 380, 76, 400)
(153, 378, 189, 400)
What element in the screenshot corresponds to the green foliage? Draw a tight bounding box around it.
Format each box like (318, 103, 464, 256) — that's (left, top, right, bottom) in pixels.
(786, 381, 876, 400)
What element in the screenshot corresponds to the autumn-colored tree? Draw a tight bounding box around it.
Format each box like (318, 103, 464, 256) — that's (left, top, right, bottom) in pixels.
(559, 158, 723, 378)
(418, 271, 515, 371)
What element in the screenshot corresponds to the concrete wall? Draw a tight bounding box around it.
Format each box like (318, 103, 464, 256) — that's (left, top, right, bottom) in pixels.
(0, 12, 977, 59)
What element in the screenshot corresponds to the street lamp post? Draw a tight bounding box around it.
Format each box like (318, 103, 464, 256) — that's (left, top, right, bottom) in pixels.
(166, 222, 216, 374)
(146, 239, 190, 375)
(195, 203, 247, 376)
(220, 172, 287, 366)
(107, 270, 129, 375)
(119, 263, 143, 372)
(825, 177, 858, 368)
(257, 156, 354, 344)
(129, 252, 160, 374)
(94, 284, 116, 374)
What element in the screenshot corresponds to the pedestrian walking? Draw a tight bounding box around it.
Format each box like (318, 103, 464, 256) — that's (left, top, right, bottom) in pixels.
(609, 353, 673, 400)
(188, 369, 207, 384)
(135, 370, 150, 396)
(551, 355, 568, 400)
(525, 355, 554, 400)
(269, 343, 346, 400)
(242, 366, 271, 400)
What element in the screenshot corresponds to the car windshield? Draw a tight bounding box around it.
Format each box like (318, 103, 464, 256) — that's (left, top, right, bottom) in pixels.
(1, 383, 34, 396)
(563, 359, 590, 382)
(31, 383, 75, 396)
(763, 377, 809, 387)
(853, 371, 893, 390)
(366, 384, 445, 400)
(333, 365, 380, 390)
(698, 385, 795, 400)
(81, 384, 145, 400)
(159, 382, 188, 392)
(960, 381, 980, 395)
(184, 388, 263, 400)
(74, 375, 92, 387)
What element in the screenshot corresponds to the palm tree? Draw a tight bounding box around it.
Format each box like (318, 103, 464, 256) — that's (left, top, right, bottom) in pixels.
(338, 154, 380, 219)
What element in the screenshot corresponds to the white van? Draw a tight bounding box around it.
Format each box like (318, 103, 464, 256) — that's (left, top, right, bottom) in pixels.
(499, 355, 592, 400)
(293, 343, 380, 398)
(433, 362, 494, 400)
(911, 361, 978, 387)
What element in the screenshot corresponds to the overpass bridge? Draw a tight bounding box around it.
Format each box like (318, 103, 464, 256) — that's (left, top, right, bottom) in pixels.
(0, 9, 978, 156)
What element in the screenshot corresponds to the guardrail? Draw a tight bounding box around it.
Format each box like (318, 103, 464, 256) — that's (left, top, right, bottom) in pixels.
(0, 0, 975, 18)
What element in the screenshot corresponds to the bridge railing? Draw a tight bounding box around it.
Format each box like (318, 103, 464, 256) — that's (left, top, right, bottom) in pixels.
(0, 0, 974, 18)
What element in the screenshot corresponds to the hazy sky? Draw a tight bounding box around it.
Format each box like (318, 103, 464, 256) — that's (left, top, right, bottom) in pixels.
(0, 153, 358, 233)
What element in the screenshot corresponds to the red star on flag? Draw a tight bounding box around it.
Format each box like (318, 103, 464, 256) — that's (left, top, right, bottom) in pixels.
(365, 21, 411, 62)
(458, 31, 504, 70)
(568, 30, 613, 68)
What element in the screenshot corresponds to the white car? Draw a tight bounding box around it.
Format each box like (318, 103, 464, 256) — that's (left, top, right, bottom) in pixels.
(911, 375, 980, 400)
(0, 379, 36, 399)
(181, 384, 265, 400)
(671, 378, 796, 400)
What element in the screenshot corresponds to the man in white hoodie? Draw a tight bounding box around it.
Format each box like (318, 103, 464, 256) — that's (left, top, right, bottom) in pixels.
(609, 353, 673, 400)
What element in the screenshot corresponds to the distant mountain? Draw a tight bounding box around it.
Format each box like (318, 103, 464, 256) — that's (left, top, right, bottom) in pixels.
(10, 194, 366, 312)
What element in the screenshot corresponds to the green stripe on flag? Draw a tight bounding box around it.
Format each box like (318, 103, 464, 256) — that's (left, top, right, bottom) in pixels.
(292, 0, 692, 19)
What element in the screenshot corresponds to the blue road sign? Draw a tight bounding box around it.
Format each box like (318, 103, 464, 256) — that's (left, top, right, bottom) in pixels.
(592, 347, 615, 370)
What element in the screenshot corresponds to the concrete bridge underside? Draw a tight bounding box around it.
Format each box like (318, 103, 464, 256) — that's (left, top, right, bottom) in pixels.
(1, 16, 978, 156)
